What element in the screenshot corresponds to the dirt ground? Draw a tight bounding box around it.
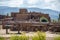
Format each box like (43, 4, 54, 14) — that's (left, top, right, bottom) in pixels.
(0, 29, 60, 40)
(0, 25, 60, 40)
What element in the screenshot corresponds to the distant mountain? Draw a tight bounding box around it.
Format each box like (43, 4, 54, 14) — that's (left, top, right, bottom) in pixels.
(0, 6, 19, 15)
(0, 6, 60, 20)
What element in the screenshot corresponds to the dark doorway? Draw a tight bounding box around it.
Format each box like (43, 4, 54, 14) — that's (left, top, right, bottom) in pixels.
(41, 19, 47, 22)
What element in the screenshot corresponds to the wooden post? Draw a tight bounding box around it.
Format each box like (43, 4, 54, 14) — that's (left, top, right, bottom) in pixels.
(5, 26, 9, 34)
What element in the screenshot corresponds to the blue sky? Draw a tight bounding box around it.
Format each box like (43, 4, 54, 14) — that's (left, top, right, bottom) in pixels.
(0, 0, 60, 11)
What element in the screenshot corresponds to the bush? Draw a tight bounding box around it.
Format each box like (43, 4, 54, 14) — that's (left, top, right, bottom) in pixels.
(10, 35, 20, 40)
(10, 35, 29, 40)
(10, 31, 46, 40)
(0, 36, 4, 40)
(54, 36, 60, 40)
(19, 35, 29, 40)
(32, 31, 46, 40)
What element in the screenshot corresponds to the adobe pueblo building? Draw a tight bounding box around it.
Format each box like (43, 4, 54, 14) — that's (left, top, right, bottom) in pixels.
(2, 9, 53, 32)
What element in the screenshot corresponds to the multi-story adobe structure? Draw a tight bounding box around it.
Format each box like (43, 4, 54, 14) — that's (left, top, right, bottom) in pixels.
(0, 15, 8, 25)
(2, 8, 56, 32)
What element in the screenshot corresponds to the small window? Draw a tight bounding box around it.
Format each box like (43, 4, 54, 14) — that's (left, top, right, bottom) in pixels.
(5, 22, 10, 25)
(31, 15, 34, 19)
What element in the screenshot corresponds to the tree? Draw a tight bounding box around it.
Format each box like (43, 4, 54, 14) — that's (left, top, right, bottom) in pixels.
(15, 21, 21, 34)
(58, 14, 60, 22)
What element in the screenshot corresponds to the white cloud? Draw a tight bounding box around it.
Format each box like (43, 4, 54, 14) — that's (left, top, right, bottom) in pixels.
(0, 0, 60, 11)
(27, 0, 39, 5)
(0, 0, 23, 7)
(44, 4, 57, 10)
(44, 0, 54, 3)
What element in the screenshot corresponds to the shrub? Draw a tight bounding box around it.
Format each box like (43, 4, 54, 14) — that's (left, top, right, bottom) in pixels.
(54, 36, 60, 40)
(19, 35, 29, 40)
(10, 35, 20, 40)
(10, 35, 29, 40)
(10, 31, 46, 40)
(0, 36, 4, 40)
(32, 31, 46, 40)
